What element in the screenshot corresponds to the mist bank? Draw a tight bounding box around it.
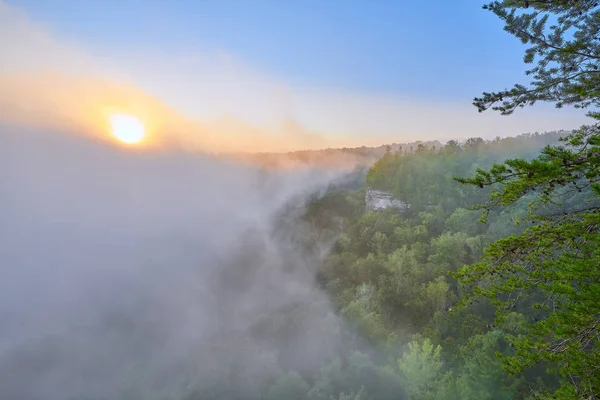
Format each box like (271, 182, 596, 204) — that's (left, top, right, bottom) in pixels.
(0, 127, 353, 399)
(1, 127, 577, 400)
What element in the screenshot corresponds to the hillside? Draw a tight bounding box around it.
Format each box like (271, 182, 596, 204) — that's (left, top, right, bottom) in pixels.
(230, 140, 443, 169)
(291, 129, 599, 400)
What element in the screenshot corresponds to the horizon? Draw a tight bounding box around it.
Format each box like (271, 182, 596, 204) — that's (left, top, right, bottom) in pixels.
(0, 0, 589, 153)
(1, 2, 597, 399)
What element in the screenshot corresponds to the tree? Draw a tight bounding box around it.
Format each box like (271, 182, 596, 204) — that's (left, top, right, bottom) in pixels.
(456, 1, 600, 398)
(265, 371, 310, 400)
(337, 387, 372, 400)
(415, 276, 456, 318)
(453, 331, 519, 400)
(456, 132, 600, 398)
(341, 283, 387, 342)
(397, 338, 444, 399)
(474, 1, 600, 115)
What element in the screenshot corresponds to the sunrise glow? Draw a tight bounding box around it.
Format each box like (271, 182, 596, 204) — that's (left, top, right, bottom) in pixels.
(110, 114, 145, 144)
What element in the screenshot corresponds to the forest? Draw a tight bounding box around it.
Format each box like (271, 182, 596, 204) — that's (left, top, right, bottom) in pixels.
(0, 1, 597, 400)
(250, 1, 600, 398)
(288, 129, 598, 400)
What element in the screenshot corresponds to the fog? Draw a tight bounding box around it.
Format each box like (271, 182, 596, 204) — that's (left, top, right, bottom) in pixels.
(0, 127, 350, 399)
(0, 1, 587, 155)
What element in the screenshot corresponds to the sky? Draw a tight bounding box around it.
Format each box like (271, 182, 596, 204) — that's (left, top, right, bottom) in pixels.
(0, 0, 590, 152)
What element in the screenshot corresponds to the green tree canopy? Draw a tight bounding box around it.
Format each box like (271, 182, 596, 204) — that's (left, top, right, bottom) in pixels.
(456, 1, 600, 398)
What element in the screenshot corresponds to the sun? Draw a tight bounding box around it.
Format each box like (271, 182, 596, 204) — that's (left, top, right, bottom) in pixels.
(110, 114, 145, 144)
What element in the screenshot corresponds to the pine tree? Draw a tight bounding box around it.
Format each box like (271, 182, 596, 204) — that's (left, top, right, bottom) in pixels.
(474, 0, 599, 115)
(456, 1, 600, 399)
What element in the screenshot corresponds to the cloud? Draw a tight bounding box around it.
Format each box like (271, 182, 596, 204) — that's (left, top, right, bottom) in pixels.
(0, 2, 329, 153)
(0, 0, 589, 153)
(0, 10, 350, 395)
(290, 89, 589, 145)
(0, 71, 331, 153)
(0, 123, 349, 399)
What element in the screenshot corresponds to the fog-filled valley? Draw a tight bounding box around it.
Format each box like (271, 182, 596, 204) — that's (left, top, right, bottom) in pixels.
(2, 125, 597, 400)
(1, 1, 599, 399)
(0, 127, 355, 399)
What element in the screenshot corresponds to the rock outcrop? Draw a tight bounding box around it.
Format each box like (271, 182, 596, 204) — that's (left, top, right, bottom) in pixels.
(365, 190, 409, 211)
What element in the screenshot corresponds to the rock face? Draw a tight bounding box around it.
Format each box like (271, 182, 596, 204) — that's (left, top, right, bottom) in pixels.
(365, 190, 409, 211)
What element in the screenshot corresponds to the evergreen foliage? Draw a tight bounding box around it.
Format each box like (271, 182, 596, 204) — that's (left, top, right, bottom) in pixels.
(457, 1, 599, 398)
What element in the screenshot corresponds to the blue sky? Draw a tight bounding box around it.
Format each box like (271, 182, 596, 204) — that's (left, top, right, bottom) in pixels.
(8, 0, 525, 100)
(1, 0, 589, 151)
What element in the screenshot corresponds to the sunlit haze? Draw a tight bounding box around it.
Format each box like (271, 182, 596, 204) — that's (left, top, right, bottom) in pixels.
(0, 0, 588, 153)
(1, 1, 597, 399)
(110, 114, 145, 144)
